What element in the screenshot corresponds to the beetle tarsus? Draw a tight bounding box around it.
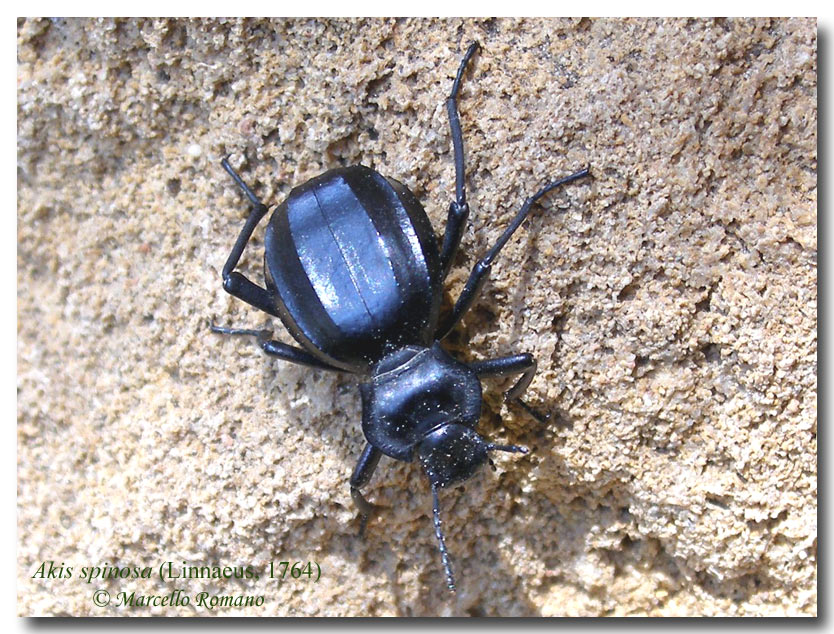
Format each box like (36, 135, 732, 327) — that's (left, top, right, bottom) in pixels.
(486, 442, 529, 455)
(211, 325, 339, 371)
(209, 324, 271, 338)
(351, 487, 377, 538)
(514, 398, 552, 424)
(221, 156, 267, 210)
(350, 444, 382, 537)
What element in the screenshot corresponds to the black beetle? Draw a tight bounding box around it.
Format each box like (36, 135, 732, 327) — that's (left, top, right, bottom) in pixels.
(212, 42, 589, 592)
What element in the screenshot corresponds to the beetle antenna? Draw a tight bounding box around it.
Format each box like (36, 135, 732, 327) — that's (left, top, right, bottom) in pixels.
(431, 486, 456, 593)
(486, 443, 529, 455)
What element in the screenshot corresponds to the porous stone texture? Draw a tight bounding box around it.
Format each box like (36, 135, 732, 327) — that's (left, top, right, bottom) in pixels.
(17, 18, 816, 616)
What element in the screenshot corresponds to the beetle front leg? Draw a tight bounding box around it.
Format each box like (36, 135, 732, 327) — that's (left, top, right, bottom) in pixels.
(350, 444, 382, 536)
(438, 42, 478, 281)
(218, 157, 280, 318)
(469, 353, 550, 423)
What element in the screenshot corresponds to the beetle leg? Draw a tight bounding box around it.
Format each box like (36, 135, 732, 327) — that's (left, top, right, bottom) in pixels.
(218, 157, 280, 318)
(438, 201, 470, 283)
(438, 42, 479, 281)
(470, 353, 550, 423)
(349, 444, 382, 536)
(448, 42, 478, 208)
(209, 325, 342, 372)
(435, 167, 591, 340)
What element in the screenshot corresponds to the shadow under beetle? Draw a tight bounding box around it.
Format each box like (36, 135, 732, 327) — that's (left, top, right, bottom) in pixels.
(212, 42, 590, 592)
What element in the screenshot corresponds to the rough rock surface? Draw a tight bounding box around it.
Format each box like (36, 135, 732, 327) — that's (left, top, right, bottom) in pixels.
(17, 18, 816, 616)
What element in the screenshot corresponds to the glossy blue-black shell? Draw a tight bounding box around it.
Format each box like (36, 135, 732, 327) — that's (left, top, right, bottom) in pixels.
(358, 344, 482, 461)
(263, 166, 442, 373)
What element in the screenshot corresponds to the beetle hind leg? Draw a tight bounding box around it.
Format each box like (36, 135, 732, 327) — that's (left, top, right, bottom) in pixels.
(218, 157, 281, 318)
(438, 41, 479, 282)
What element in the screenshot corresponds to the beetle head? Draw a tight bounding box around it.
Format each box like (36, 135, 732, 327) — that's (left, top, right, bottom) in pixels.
(416, 422, 527, 594)
(416, 424, 488, 488)
(416, 423, 528, 488)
